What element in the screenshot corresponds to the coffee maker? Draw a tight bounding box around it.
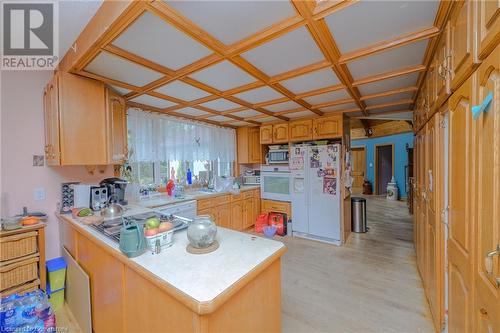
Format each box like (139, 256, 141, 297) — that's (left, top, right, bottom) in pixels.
(100, 178, 128, 205)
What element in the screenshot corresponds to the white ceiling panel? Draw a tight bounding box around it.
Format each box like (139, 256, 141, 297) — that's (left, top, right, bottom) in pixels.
(370, 104, 412, 114)
(207, 115, 234, 122)
(347, 40, 428, 79)
(325, 1, 439, 53)
(281, 68, 341, 94)
(361, 111, 413, 121)
(231, 109, 261, 118)
(85, 51, 163, 87)
(166, 1, 297, 45)
(130, 94, 177, 109)
(364, 91, 415, 107)
(234, 86, 285, 104)
(175, 107, 210, 117)
(285, 110, 316, 119)
(303, 89, 350, 105)
(357, 72, 419, 95)
(109, 85, 131, 95)
(200, 98, 241, 111)
(155, 81, 211, 101)
(113, 12, 212, 70)
(257, 116, 280, 123)
(230, 121, 253, 127)
(320, 102, 359, 113)
(189, 61, 256, 91)
(241, 26, 325, 76)
(264, 100, 302, 112)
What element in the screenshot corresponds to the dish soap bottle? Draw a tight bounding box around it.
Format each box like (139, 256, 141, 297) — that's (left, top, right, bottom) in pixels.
(186, 168, 192, 185)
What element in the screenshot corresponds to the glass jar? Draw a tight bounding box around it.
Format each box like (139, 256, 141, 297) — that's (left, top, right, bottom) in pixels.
(187, 215, 217, 248)
(1, 217, 22, 230)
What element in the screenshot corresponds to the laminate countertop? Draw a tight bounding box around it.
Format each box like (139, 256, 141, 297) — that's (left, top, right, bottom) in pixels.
(58, 206, 284, 312)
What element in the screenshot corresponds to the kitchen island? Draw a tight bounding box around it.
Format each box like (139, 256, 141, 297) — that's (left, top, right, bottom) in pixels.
(58, 211, 285, 332)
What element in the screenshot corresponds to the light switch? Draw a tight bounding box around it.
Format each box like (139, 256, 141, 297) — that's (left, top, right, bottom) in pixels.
(34, 187, 45, 201)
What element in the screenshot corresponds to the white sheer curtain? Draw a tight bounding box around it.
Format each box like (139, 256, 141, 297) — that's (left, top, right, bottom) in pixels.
(127, 108, 236, 163)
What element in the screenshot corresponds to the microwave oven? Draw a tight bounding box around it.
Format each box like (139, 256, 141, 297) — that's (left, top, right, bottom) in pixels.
(267, 149, 289, 164)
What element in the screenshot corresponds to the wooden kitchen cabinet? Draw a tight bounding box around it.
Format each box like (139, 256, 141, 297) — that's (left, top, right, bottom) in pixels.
(43, 72, 127, 166)
(260, 125, 273, 144)
(273, 123, 289, 143)
(476, 0, 500, 60)
(313, 115, 342, 139)
(216, 203, 231, 229)
(231, 200, 244, 231)
(435, 24, 451, 109)
(243, 197, 254, 229)
(289, 119, 313, 142)
(261, 199, 291, 220)
(237, 127, 261, 164)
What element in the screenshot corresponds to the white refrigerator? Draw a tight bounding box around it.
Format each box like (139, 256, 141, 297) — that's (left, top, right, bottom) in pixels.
(290, 144, 342, 245)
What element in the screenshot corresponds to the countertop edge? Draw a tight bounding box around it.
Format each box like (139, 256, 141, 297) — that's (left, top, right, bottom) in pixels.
(57, 213, 285, 315)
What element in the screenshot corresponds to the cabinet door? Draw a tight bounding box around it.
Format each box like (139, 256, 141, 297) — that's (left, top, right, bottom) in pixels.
(474, 45, 500, 333)
(273, 123, 289, 143)
(43, 76, 60, 166)
(217, 203, 231, 229)
(249, 127, 261, 163)
(260, 125, 273, 144)
(289, 119, 312, 142)
(476, 0, 500, 60)
(253, 189, 261, 219)
(198, 207, 215, 221)
(427, 57, 437, 112)
(106, 89, 127, 164)
(436, 24, 451, 106)
(449, 0, 477, 90)
(230, 201, 243, 230)
(313, 115, 342, 139)
(448, 76, 474, 333)
(243, 198, 254, 229)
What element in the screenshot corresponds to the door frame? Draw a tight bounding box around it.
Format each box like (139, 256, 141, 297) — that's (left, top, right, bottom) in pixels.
(351, 145, 366, 194)
(374, 143, 395, 195)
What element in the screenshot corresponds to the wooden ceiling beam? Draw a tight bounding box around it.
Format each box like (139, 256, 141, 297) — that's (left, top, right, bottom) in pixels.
(268, 60, 332, 84)
(339, 26, 440, 64)
(312, 98, 355, 109)
(354, 109, 413, 117)
(360, 86, 418, 101)
(352, 64, 426, 87)
(295, 83, 345, 99)
(366, 99, 413, 111)
(76, 70, 142, 92)
(312, 0, 360, 20)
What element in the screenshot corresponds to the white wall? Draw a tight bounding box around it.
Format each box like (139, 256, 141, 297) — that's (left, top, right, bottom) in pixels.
(1, 70, 112, 259)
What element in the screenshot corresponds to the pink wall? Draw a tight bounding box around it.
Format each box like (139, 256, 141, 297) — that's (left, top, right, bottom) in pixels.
(1, 70, 113, 259)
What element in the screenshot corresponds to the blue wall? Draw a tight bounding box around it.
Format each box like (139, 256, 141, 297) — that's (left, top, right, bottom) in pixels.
(351, 132, 413, 197)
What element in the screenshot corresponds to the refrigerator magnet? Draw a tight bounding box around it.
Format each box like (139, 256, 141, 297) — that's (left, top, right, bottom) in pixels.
(323, 177, 337, 195)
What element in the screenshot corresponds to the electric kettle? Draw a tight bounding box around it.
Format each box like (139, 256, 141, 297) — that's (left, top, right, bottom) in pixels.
(119, 221, 147, 258)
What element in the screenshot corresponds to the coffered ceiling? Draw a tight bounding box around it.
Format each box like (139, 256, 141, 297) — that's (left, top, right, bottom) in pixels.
(69, 0, 449, 128)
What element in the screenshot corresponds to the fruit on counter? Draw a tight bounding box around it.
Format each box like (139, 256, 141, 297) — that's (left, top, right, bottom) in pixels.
(77, 208, 93, 217)
(145, 217, 161, 229)
(144, 228, 159, 237)
(158, 222, 173, 233)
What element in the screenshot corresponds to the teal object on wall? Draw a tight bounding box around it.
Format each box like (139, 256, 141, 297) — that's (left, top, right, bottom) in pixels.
(351, 132, 414, 197)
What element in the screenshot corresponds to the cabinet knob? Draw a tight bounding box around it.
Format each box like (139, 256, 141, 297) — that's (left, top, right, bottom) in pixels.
(485, 244, 500, 275)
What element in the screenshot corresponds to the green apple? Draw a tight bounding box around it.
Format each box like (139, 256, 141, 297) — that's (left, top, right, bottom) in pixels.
(145, 217, 161, 229)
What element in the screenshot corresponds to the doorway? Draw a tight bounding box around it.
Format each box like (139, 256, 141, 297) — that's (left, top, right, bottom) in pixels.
(351, 147, 366, 194)
(375, 144, 394, 195)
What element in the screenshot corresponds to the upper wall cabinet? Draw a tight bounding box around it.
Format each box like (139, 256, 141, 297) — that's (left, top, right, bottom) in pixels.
(43, 72, 127, 166)
(289, 119, 313, 142)
(260, 125, 273, 144)
(259, 123, 289, 144)
(237, 127, 261, 164)
(313, 115, 342, 139)
(476, 0, 500, 60)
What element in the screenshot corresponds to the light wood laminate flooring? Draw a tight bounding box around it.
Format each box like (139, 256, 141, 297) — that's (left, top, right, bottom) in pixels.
(281, 196, 434, 333)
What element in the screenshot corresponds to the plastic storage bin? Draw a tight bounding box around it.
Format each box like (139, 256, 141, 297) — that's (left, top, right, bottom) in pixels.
(46, 283, 64, 311)
(46, 257, 67, 291)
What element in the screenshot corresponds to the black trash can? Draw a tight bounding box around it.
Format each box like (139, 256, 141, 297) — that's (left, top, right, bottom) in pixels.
(351, 197, 367, 233)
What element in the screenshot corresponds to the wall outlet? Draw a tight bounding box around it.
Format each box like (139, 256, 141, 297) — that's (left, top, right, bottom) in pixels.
(34, 187, 45, 201)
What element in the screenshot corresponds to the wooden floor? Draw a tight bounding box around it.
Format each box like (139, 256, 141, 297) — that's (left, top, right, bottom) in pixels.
(281, 195, 434, 333)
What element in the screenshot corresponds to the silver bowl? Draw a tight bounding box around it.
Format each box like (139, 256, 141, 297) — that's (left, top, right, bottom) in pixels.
(101, 204, 125, 219)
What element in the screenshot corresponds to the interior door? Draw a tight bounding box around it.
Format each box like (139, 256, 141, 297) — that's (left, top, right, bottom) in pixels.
(376, 145, 393, 194)
(474, 45, 500, 332)
(448, 75, 474, 333)
(351, 147, 366, 194)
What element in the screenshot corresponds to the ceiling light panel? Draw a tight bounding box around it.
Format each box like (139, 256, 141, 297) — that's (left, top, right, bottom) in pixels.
(175, 107, 211, 117)
(369, 111, 413, 120)
(347, 40, 428, 79)
(230, 121, 253, 127)
(264, 100, 302, 112)
(207, 115, 234, 122)
(109, 85, 131, 95)
(130, 94, 177, 109)
(280, 68, 341, 94)
(303, 89, 350, 105)
(233, 86, 285, 104)
(325, 1, 439, 53)
(155, 81, 211, 101)
(364, 91, 415, 106)
(165, 1, 297, 45)
(200, 98, 242, 111)
(285, 110, 316, 119)
(241, 26, 325, 76)
(231, 109, 261, 118)
(85, 51, 163, 87)
(189, 60, 256, 91)
(320, 102, 359, 113)
(112, 12, 212, 70)
(369, 104, 412, 114)
(357, 72, 419, 95)
(257, 116, 281, 123)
